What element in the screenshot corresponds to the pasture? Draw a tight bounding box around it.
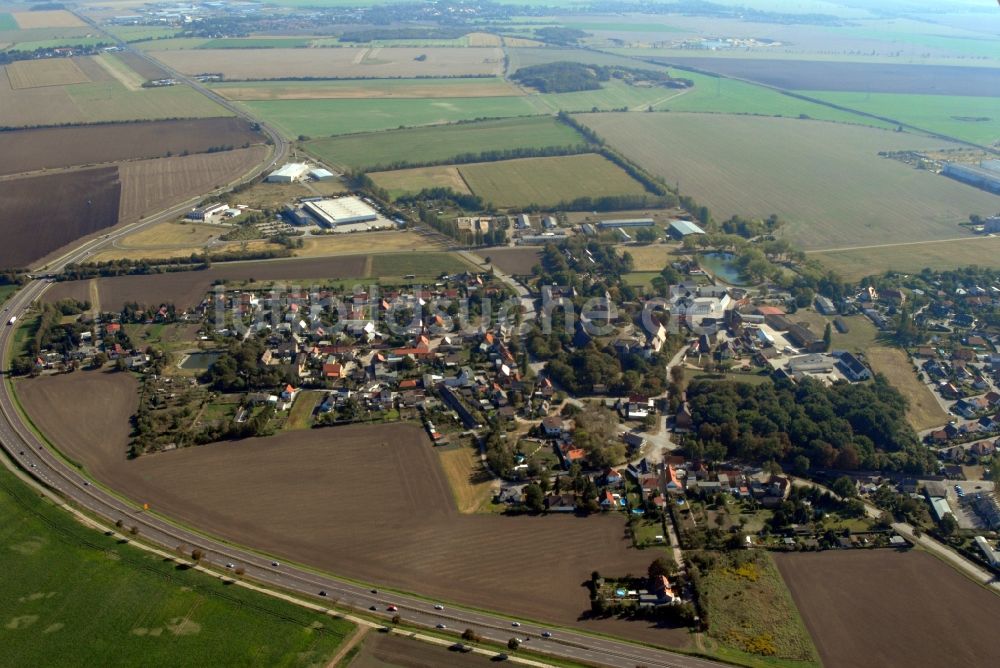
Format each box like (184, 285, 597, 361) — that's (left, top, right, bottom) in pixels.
(369, 251, 471, 278)
(619, 243, 679, 271)
(212, 77, 521, 101)
(578, 113, 999, 250)
(0, 117, 262, 177)
(304, 116, 585, 171)
(152, 47, 505, 80)
(802, 90, 1000, 146)
(775, 550, 1000, 668)
(865, 347, 949, 431)
(370, 165, 472, 198)
(16, 376, 678, 648)
(118, 146, 268, 222)
(5, 58, 90, 89)
(811, 237, 1000, 281)
(458, 154, 649, 208)
(0, 450, 351, 667)
(0, 167, 120, 269)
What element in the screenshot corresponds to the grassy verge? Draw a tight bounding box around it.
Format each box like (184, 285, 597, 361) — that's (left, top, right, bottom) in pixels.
(0, 462, 353, 666)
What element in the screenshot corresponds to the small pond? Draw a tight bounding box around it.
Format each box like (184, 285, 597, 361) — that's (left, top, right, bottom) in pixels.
(180, 352, 221, 370)
(699, 252, 750, 286)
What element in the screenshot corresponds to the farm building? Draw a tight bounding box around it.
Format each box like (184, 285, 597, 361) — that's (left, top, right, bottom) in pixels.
(303, 197, 378, 228)
(266, 163, 310, 183)
(309, 168, 335, 181)
(668, 219, 706, 239)
(836, 352, 872, 382)
(543, 216, 558, 230)
(598, 218, 654, 229)
(815, 296, 837, 315)
(186, 202, 229, 221)
(942, 162, 1000, 194)
(515, 213, 531, 229)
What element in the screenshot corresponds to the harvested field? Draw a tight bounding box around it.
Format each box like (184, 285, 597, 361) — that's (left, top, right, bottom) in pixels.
(866, 346, 949, 431)
(15, 378, 679, 648)
(295, 230, 442, 258)
(479, 247, 542, 276)
(114, 50, 170, 81)
(370, 165, 471, 198)
(44, 256, 370, 310)
(303, 116, 584, 172)
(437, 444, 496, 514)
(349, 633, 492, 667)
(12, 10, 85, 28)
(459, 154, 648, 208)
(114, 222, 223, 249)
(118, 146, 268, 222)
(71, 55, 115, 82)
(579, 113, 999, 251)
(812, 237, 1000, 282)
(0, 117, 263, 177)
(5, 58, 90, 89)
(775, 550, 1000, 668)
(658, 57, 1000, 97)
(212, 77, 521, 101)
(89, 239, 281, 264)
(152, 47, 504, 80)
(0, 167, 120, 269)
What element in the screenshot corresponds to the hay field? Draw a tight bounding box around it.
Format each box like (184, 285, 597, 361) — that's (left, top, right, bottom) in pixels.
(5, 58, 90, 88)
(459, 153, 648, 208)
(295, 230, 442, 257)
(776, 550, 1000, 668)
(303, 116, 585, 171)
(212, 77, 521, 101)
(152, 47, 504, 80)
(579, 113, 999, 251)
(866, 347, 949, 431)
(370, 165, 471, 197)
(16, 377, 676, 647)
(812, 237, 1000, 281)
(118, 146, 268, 222)
(12, 10, 85, 28)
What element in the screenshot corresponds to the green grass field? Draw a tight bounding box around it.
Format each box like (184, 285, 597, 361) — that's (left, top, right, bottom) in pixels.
(369, 252, 471, 278)
(459, 153, 648, 208)
(241, 96, 541, 138)
(801, 90, 1000, 146)
(304, 116, 586, 170)
(0, 12, 17, 30)
(0, 464, 352, 666)
(578, 112, 999, 251)
(200, 37, 312, 49)
(103, 26, 179, 42)
(5, 36, 110, 51)
(211, 77, 522, 101)
(136, 38, 211, 51)
(286, 391, 322, 430)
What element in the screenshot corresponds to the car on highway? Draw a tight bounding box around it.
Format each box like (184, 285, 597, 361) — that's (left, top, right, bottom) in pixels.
(434, 604, 444, 610)
(225, 563, 234, 569)
(495, 653, 508, 661)
(386, 605, 398, 612)
(436, 623, 447, 629)
(541, 631, 552, 638)
(271, 561, 280, 567)
(369, 605, 377, 611)
(511, 621, 521, 627)
(319, 590, 327, 597)
(370, 589, 378, 594)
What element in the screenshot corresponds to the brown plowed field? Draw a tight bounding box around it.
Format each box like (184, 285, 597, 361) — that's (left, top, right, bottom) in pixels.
(775, 550, 1000, 668)
(351, 633, 493, 667)
(0, 167, 120, 269)
(5, 58, 91, 89)
(72, 56, 115, 83)
(115, 51, 170, 81)
(12, 10, 86, 28)
(18, 371, 683, 648)
(479, 247, 541, 276)
(152, 47, 504, 80)
(0, 117, 263, 176)
(44, 255, 369, 310)
(118, 146, 268, 222)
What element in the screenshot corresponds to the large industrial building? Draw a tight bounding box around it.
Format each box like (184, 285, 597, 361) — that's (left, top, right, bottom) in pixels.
(597, 218, 654, 229)
(266, 163, 310, 183)
(186, 202, 229, 221)
(309, 168, 335, 181)
(303, 197, 378, 227)
(942, 162, 1000, 194)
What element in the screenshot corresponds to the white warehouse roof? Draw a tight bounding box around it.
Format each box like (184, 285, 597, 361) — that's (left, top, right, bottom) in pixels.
(266, 163, 310, 182)
(303, 197, 378, 227)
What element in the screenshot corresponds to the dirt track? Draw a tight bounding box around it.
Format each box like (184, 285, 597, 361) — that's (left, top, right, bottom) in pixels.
(775, 550, 1000, 668)
(17, 370, 684, 648)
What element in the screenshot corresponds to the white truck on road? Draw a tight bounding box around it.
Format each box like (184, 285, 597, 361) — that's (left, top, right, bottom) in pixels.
(7, 315, 17, 325)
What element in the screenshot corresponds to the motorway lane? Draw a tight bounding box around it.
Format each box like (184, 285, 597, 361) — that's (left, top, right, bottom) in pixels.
(0, 282, 725, 668)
